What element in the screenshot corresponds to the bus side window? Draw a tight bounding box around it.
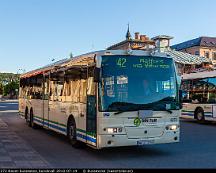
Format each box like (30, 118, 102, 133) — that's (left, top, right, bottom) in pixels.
(80, 79, 87, 103)
(87, 77, 96, 96)
(71, 80, 80, 103)
(49, 81, 54, 101)
(56, 81, 64, 101)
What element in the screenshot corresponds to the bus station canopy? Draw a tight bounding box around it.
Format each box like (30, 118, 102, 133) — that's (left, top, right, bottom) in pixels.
(182, 70, 216, 80)
(164, 49, 209, 65)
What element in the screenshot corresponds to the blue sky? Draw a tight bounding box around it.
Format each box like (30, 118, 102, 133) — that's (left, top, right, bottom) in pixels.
(0, 0, 216, 73)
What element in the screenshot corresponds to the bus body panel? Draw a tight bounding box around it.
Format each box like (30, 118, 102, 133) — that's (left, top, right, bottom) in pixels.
(19, 98, 26, 116)
(19, 50, 180, 149)
(97, 110, 180, 149)
(181, 71, 216, 122)
(182, 103, 216, 121)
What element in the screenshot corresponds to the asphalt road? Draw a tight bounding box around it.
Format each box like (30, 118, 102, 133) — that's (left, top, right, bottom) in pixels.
(1, 100, 216, 168)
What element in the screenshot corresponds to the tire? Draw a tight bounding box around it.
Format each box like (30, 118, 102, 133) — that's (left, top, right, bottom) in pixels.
(29, 109, 38, 129)
(25, 108, 29, 124)
(67, 118, 81, 148)
(195, 108, 205, 123)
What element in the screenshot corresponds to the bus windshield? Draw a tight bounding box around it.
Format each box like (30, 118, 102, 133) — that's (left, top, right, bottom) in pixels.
(99, 55, 179, 112)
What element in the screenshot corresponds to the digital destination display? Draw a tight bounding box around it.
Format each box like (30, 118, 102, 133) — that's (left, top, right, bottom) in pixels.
(102, 55, 171, 69)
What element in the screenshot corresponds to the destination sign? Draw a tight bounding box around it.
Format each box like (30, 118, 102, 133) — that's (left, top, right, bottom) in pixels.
(115, 57, 170, 69)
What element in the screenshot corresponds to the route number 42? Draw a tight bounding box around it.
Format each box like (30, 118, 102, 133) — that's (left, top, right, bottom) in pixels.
(117, 58, 127, 68)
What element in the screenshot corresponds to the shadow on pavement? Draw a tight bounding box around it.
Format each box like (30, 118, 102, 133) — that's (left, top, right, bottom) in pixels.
(38, 126, 171, 159)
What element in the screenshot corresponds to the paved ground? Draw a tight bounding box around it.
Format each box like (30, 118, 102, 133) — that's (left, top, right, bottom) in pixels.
(1, 100, 216, 168)
(0, 100, 50, 168)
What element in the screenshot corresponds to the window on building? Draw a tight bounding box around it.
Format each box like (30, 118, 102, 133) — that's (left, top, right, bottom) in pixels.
(195, 51, 200, 56)
(212, 52, 216, 61)
(205, 51, 210, 59)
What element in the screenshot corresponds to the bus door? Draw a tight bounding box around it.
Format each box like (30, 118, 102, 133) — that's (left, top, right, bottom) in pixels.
(86, 76, 97, 147)
(43, 76, 49, 128)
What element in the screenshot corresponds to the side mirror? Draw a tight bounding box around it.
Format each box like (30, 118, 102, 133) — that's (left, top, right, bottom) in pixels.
(94, 68, 101, 82)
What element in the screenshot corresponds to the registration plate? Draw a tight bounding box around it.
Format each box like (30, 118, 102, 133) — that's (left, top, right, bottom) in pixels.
(137, 140, 155, 145)
(142, 118, 158, 123)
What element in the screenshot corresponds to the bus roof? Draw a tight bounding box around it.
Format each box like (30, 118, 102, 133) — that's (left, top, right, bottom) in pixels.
(20, 49, 172, 79)
(182, 70, 216, 80)
(20, 50, 103, 79)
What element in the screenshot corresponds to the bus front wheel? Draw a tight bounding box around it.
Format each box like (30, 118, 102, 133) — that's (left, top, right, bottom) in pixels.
(67, 118, 81, 148)
(195, 108, 205, 123)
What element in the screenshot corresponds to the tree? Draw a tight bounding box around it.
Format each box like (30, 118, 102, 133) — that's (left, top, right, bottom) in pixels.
(3, 81, 19, 98)
(0, 82, 3, 95)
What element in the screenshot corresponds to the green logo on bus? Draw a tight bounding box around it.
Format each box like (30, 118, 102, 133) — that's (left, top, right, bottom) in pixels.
(134, 117, 141, 127)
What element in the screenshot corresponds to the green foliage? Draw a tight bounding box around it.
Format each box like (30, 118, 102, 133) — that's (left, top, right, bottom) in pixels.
(0, 82, 3, 95)
(3, 81, 19, 96)
(0, 73, 19, 84)
(0, 73, 20, 97)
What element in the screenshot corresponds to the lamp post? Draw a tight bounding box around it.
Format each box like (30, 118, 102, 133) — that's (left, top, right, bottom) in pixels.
(17, 68, 26, 74)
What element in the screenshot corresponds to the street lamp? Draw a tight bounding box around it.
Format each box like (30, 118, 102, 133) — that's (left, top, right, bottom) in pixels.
(17, 68, 26, 74)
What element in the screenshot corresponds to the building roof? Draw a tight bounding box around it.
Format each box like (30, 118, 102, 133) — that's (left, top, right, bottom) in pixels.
(126, 24, 132, 40)
(152, 35, 173, 41)
(164, 49, 209, 65)
(182, 70, 216, 80)
(107, 39, 154, 50)
(171, 37, 216, 50)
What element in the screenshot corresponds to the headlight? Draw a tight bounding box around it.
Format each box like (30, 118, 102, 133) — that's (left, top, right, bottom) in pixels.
(107, 127, 123, 134)
(166, 125, 179, 131)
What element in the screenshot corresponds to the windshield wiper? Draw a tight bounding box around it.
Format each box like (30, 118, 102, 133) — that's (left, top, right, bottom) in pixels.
(108, 100, 176, 114)
(165, 109, 173, 114)
(114, 111, 125, 115)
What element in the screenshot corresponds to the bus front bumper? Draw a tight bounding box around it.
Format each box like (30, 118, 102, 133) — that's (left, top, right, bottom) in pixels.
(97, 131, 180, 149)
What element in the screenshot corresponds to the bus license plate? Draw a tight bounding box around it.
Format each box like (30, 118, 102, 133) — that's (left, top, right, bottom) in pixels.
(142, 118, 158, 123)
(137, 140, 155, 145)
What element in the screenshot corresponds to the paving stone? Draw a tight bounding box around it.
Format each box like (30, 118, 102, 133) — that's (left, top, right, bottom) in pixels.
(0, 118, 51, 168)
(0, 161, 16, 168)
(0, 156, 12, 162)
(14, 161, 32, 168)
(0, 152, 8, 157)
(11, 156, 29, 161)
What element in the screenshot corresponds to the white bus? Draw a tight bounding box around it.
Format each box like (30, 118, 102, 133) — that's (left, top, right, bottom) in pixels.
(19, 50, 181, 149)
(182, 70, 216, 122)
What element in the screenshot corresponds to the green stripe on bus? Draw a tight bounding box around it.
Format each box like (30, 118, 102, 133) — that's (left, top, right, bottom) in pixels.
(33, 115, 96, 137)
(182, 110, 194, 112)
(182, 110, 212, 114)
(77, 128, 86, 133)
(77, 128, 96, 138)
(34, 115, 66, 127)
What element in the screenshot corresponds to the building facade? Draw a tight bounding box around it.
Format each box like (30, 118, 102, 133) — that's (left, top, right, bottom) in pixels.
(107, 27, 155, 50)
(171, 37, 216, 65)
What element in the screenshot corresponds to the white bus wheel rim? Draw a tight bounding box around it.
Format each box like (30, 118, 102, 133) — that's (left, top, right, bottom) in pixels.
(69, 125, 75, 139)
(197, 112, 203, 120)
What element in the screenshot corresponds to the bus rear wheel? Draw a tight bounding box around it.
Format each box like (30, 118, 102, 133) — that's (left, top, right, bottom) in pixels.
(29, 109, 38, 129)
(67, 119, 81, 148)
(25, 108, 29, 125)
(195, 108, 205, 123)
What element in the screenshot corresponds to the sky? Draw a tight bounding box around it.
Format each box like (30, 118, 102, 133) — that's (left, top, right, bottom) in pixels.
(0, 0, 216, 73)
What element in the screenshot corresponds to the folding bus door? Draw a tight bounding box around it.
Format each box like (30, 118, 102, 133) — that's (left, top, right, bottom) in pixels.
(86, 95, 97, 147)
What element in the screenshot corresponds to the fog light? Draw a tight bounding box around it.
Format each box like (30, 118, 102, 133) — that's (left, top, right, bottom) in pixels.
(107, 128, 114, 134)
(113, 128, 117, 133)
(170, 125, 177, 130)
(107, 127, 123, 134)
(107, 128, 118, 133)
